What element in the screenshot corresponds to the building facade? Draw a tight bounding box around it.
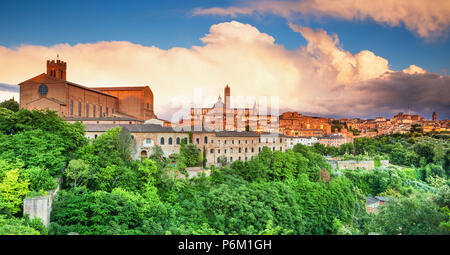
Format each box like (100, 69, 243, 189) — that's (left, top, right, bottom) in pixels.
(84, 123, 286, 166)
(18, 58, 157, 122)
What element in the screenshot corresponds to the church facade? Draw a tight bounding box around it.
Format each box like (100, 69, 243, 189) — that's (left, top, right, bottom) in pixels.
(18, 58, 157, 122)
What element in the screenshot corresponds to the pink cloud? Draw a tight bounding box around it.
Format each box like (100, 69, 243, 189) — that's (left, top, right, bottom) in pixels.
(193, 0, 450, 40)
(0, 21, 448, 119)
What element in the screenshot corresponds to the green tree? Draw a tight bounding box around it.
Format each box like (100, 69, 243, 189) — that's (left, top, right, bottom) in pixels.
(367, 196, 447, 235)
(0, 170, 30, 215)
(21, 166, 57, 192)
(65, 159, 91, 189)
(0, 98, 19, 112)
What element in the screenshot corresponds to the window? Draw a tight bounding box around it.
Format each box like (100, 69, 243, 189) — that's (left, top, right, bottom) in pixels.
(147, 103, 149, 109)
(176, 137, 180, 144)
(93, 105, 96, 118)
(131, 135, 134, 140)
(245, 148, 247, 153)
(218, 149, 220, 154)
(100, 106, 103, 117)
(230, 157, 233, 162)
(280, 147, 282, 151)
(218, 140, 221, 145)
(259, 147, 261, 152)
(70, 100, 73, 116)
(280, 138, 283, 143)
(232, 140, 234, 144)
(210, 149, 214, 153)
(146, 138, 152, 143)
(94, 134, 97, 139)
(196, 138, 200, 144)
(259, 138, 261, 143)
(86, 103, 89, 117)
(273, 147, 275, 151)
(169, 137, 173, 145)
(211, 140, 214, 144)
(184, 138, 188, 144)
(238, 148, 241, 153)
(245, 157, 247, 161)
(224, 140, 227, 145)
(251, 148, 254, 153)
(245, 140, 248, 144)
(238, 156, 241, 160)
(78, 102, 81, 117)
(112, 108, 114, 115)
(160, 137, 165, 145)
(230, 148, 233, 153)
(106, 107, 109, 116)
(204, 136, 208, 144)
(238, 140, 241, 144)
(38, 84, 48, 96)
(225, 149, 227, 154)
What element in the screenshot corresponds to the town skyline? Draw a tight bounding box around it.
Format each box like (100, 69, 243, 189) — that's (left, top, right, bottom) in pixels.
(0, 0, 449, 120)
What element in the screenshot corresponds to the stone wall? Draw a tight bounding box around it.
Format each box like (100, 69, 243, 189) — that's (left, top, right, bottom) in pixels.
(327, 159, 390, 170)
(23, 178, 61, 228)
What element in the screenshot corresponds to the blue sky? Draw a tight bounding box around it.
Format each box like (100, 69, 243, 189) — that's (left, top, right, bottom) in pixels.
(0, 0, 448, 74)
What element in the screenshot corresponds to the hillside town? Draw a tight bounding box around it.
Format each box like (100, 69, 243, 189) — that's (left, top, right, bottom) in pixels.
(15, 58, 449, 165)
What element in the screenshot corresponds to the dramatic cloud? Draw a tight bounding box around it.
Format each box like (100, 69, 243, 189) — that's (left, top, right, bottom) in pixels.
(193, 0, 450, 40)
(0, 21, 448, 119)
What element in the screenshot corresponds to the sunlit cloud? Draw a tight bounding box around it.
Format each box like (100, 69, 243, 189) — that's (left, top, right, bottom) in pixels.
(193, 0, 450, 40)
(0, 21, 448, 119)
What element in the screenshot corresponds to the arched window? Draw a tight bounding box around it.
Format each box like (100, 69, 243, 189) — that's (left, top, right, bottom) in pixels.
(176, 137, 180, 144)
(160, 137, 165, 145)
(168, 137, 173, 145)
(204, 136, 208, 144)
(184, 138, 188, 144)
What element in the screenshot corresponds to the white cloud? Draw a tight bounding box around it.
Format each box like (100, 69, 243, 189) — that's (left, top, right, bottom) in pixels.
(194, 0, 450, 40)
(0, 21, 448, 119)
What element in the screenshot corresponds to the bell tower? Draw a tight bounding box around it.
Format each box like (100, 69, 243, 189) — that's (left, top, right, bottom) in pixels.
(224, 84, 230, 109)
(47, 56, 66, 80)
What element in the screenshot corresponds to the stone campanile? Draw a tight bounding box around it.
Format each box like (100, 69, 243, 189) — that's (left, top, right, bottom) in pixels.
(47, 57, 67, 80)
(432, 112, 437, 121)
(224, 84, 230, 109)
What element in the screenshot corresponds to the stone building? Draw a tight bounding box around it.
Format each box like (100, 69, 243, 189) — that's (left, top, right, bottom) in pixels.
(318, 135, 348, 147)
(84, 123, 286, 166)
(18, 58, 157, 122)
(187, 85, 278, 133)
(93, 86, 156, 120)
(84, 124, 189, 159)
(191, 131, 286, 165)
(285, 136, 318, 149)
(279, 112, 331, 137)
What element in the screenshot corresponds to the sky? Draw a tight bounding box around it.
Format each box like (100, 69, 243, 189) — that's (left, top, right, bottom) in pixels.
(0, 0, 449, 120)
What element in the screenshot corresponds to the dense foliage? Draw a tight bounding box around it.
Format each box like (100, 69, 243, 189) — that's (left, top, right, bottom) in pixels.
(0, 101, 448, 235)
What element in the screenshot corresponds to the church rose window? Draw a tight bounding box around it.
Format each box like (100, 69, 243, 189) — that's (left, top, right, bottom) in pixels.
(38, 84, 48, 96)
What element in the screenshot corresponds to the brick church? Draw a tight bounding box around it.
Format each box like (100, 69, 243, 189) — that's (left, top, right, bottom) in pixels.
(18, 58, 157, 122)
